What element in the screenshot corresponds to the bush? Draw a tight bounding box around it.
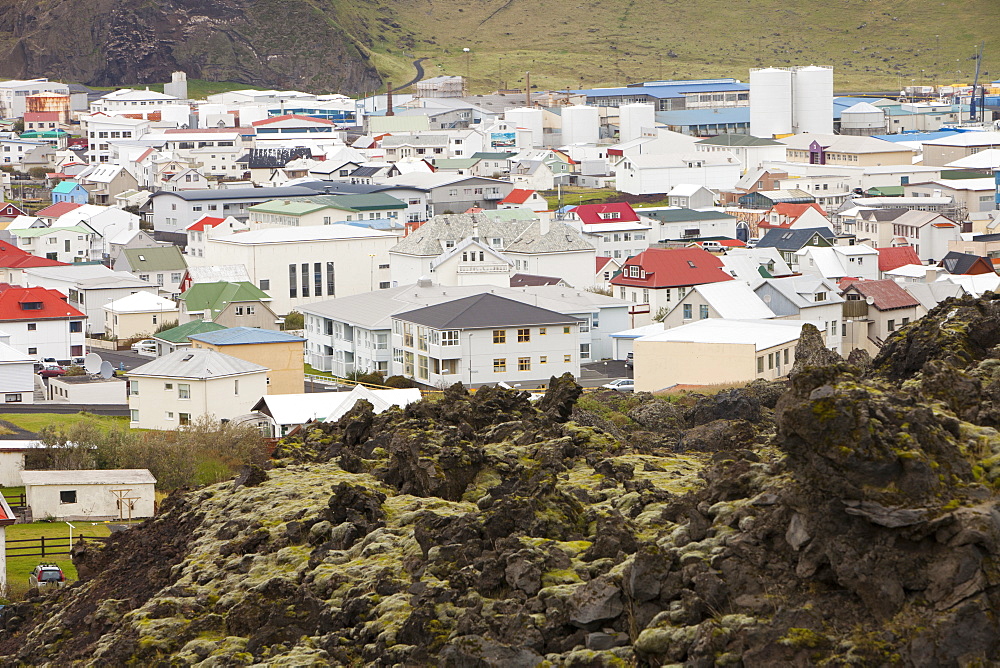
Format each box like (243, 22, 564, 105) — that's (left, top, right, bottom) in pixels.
(281, 311, 303, 330)
(27, 167, 47, 181)
(154, 320, 178, 334)
(63, 365, 85, 377)
(347, 370, 385, 386)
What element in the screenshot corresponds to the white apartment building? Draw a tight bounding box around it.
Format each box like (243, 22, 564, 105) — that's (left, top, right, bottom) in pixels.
(10, 226, 93, 264)
(0, 79, 70, 118)
(80, 114, 151, 164)
(190, 224, 398, 314)
(0, 286, 87, 360)
(143, 129, 249, 177)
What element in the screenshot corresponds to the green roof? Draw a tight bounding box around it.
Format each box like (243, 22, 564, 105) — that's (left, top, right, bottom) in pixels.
(52, 180, 83, 194)
(433, 158, 480, 170)
(179, 281, 270, 316)
(481, 209, 540, 223)
(867, 185, 905, 196)
(248, 200, 331, 216)
(471, 152, 516, 160)
(121, 246, 187, 272)
(12, 225, 91, 237)
(153, 319, 227, 344)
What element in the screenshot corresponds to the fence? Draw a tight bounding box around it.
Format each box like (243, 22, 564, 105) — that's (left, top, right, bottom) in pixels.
(6, 534, 107, 559)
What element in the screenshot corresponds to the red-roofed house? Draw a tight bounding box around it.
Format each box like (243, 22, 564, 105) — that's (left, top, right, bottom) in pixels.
(0, 284, 86, 359)
(0, 203, 26, 222)
(877, 246, 922, 277)
(610, 247, 734, 325)
(498, 189, 548, 213)
(185, 215, 249, 259)
(0, 241, 66, 284)
(572, 202, 641, 225)
(34, 201, 83, 223)
(252, 115, 338, 143)
(595, 256, 622, 290)
(840, 278, 921, 355)
(758, 203, 829, 230)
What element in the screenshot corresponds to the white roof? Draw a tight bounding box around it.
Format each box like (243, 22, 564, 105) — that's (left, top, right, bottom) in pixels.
(20, 469, 156, 485)
(129, 347, 266, 379)
(637, 318, 805, 350)
(884, 264, 929, 278)
(23, 264, 155, 289)
(944, 148, 1000, 169)
(667, 183, 710, 197)
(101, 88, 179, 102)
(257, 387, 422, 425)
(609, 322, 666, 339)
(937, 273, 1000, 297)
(104, 291, 178, 313)
(0, 340, 33, 363)
(691, 281, 775, 319)
(915, 178, 996, 192)
(210, 224, 396, 245)
(922, 131, 1000, 147)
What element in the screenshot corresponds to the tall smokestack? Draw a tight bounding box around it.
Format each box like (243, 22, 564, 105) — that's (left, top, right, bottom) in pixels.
(525, 71, 531, 106)
(386, 82, 394, 116)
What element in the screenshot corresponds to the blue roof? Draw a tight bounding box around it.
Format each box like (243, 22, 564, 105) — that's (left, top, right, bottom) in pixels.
(654, 107, 750, 126)
(870, 130, 965, 143)
(833, 97, 876, 120)
(187, 327, 306, 346)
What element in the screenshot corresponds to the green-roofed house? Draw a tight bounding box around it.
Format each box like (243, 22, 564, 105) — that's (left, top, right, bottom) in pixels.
(247, 193, 407, 231)
(866, 185, 905, 197)
(431, 158, 481, 175)
(179, 281, 279, 330)
(10, 225, 95, 263)
(113, 246, 188, 297)
(152, 319, 227, 356)
(51, 180, 89, 205)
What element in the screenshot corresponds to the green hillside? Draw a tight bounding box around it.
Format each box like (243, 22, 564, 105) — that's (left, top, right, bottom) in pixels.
(368, 0, 998, 93)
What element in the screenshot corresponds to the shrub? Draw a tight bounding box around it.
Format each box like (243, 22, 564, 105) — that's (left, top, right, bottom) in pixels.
(384, 375, 418, 388)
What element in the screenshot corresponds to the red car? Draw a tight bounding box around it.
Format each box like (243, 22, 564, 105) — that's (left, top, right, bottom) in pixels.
(38, 366, 65, 378)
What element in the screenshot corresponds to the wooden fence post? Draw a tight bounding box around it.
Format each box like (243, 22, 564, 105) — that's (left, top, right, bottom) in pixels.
(40, 535, 45, 558)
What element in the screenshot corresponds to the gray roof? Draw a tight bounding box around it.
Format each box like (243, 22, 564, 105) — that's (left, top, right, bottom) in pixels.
(20, 469, 156, 485)
(382, 134, 450, 147)
(390, 213, 594, 256)
(394, 293, 581, 329)
(640, 208, 737, 224)
(128, 348, 267, 379)
(754, 276, 845, 308)
(149, 182, 329, 201)
(236, 147, 312, 169)
(755, 227, 835, 251)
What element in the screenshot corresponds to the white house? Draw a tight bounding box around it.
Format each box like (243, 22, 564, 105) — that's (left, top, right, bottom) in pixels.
(184, 215, 250, 259)
(615, 153, 741, 195)
(658, 281, 775, 330)
(47, 375, 127, 405)
(795, 245, 880, 282)
(20, 469, 156, 521)
(753, 276, 846, 353)
(103, 292, 179, 340)
(0, 340, 37, 405)
(390, 293, 581, 387)
(190, 224, 399, 315)
(79, 113, 151, 164)
(666, 184, 716, 209)
(128, 348, 269, 430)
(10, 226, 93, 264)
(0, 489, 17, 590)
(0, 285, 86, 360)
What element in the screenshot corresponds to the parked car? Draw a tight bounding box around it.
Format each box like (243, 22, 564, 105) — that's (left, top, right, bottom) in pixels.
(70, 356, 86, 367)
(625, 352, 633, 369)
(38, 366, 65, 378)
(131, 339, 157, 355)
(601, 378, 635, 392)
(29, 564, 65, 589)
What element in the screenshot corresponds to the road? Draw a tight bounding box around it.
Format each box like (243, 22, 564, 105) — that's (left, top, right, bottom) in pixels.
(393, 58, 428, 92)
(85, 348, 153, 372)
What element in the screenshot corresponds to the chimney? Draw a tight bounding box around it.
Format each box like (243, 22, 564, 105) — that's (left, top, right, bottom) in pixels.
(924, 266, 939, 282)
(525, 71, 531, 106)
(386, 82, 394, 117)
(539, 212, 550, 236)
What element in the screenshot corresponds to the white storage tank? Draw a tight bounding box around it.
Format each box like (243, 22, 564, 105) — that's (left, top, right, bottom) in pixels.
(792, 65, 834, 134)
(504, 107, 545, 148)
(840, 102, 886, 136)
(562, 105, 600, 146)
(619, 103, 656, 142)
(749, 68, 793, 138)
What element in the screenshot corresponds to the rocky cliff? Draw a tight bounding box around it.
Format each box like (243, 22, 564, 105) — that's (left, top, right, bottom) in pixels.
(0, 0, 385, 92)
(3, 294, 1000, 665)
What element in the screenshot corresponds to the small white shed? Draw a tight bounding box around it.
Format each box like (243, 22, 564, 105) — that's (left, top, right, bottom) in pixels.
(20, 469, 157, 521)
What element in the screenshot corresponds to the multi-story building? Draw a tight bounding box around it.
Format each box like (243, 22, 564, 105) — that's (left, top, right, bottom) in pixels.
(0, 285, 86, 360)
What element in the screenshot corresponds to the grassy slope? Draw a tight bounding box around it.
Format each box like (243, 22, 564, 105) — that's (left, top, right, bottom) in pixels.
(0, 413, 126, 435)
(363, 0, 998, 93)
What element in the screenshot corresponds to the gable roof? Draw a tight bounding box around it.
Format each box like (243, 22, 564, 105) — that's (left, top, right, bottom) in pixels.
(390, 213, 593, 256)
(685, 281, 776, 319)
(0, 285, 84, 321)
(180, 281, 271, 316)
(500, 189, 537, 205)
(188, 326, 305, 346)
(769, 202, 827, 219)
(153, 319, 227, 344)
(51, 180, 84, 194)
(251, 114, 335, 127)
(839, 279, 920, 310)
(509, 273, 565, 287)
(877, 246, 921, 273)
(755, 227, 835, 251)
(120, 246, 187, 272)
(939, 251, 993, 275)
(611, 248, 734, 288)
(185, 216, 226, 232)
(572, 202, 640, 224)
(393, 293, 580, 330)
(596, 256, 617, 272)
(128, 347, 267, 379)
(0, 241, 66, 269)
(35, 201, 83, 218)
(104, 291, 177, 313)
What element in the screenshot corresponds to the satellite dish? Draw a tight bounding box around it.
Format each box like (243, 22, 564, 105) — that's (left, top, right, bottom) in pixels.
(99, 361, 115, 379)
(865, 296, 875, 305)
(84, 353, 103, 375)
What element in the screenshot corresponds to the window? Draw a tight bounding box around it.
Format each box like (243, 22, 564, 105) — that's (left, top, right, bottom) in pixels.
(60, 490, 77, 504)
(768, 353, 774, 370)
(699, 304, 709, 320)
(757, 356, 764, 373)
(518, 357, 531, 371)
(784, 348, 790, 364)
(563, 326, 570, 334)
(234, 379, 239, 395)
(441, 330, 459, 346)
(288, 264, 297, 298)
(165, 411, 174, 419)
(493, 358, 507, 372)
(69, 321, 82, 333)
(27, 347, 36, 355)
(260, 279, 270, 291)
(327, 262, 335, 297)
(235, 306, 244, 316)
(887, 320, 896, 332)
(152, 315, 158, 325)
(814, 292, 827, 302)
(178, 383, 190, 399)
(517, 328, 530, 342)
(301, 263, 310, 297)
(564, 354, 572, 363)
(902, 317, 910, 326)
(4, 393, 21, 403)
(683, 304, 692, 319)
(314, 262, 322, 297)
(539, 327, 547, 336)
(179, 412, 191, 426)
(130, 409, 139, 422)
(580, 343, 591, 360)
(493, 329, 506, 344)
(26, 323, 36, 331)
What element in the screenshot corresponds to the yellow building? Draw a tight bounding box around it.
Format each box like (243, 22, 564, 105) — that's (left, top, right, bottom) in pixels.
(187, 327, 305, 395)
(102, 292, 179, 340)
(781, 133, 915, 167)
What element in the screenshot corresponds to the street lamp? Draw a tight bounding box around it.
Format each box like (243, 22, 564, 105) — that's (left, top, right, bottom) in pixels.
(463, 48, 471, 87)
(368, 254, 376, 291)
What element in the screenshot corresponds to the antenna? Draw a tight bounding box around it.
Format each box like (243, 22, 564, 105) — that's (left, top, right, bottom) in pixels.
(99, 361, 115, 379)
(84, 353, 103, 375)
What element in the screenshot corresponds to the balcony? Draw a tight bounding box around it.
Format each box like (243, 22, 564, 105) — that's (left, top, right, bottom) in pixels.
(482, 191, 503, 200)
(457, 264, 510, 274)
(842, 300, 869, 318)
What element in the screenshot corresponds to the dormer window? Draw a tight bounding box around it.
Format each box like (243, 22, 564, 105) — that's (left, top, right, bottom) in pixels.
(814, 292, 827, 302)
(19, 301, 42, 310)
(628, 266, 642, 278)
(599, 212, 621, 220)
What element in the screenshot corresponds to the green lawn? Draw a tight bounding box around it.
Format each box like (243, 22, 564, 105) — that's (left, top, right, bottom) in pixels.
(5, 521, 113, 600)
(0, 413, 127, 435)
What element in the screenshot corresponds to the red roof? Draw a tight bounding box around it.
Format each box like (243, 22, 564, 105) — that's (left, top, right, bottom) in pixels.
(185, 216, 226, 232)
(24, 111, 61, 121)
(0, 285, 84, 321)
(877, 246, 921, 273)
(610, 248, 734, 289)
(0, 242, 66, 269)
(572, 202, 640, 225)
(0, 203, 26, 218)
(839, 279, 920, 311)
(596, 256, 616, 272)
(500, 189, 536, 205)
(35, 201, 83, 219)
(252, 114, 335, 127)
